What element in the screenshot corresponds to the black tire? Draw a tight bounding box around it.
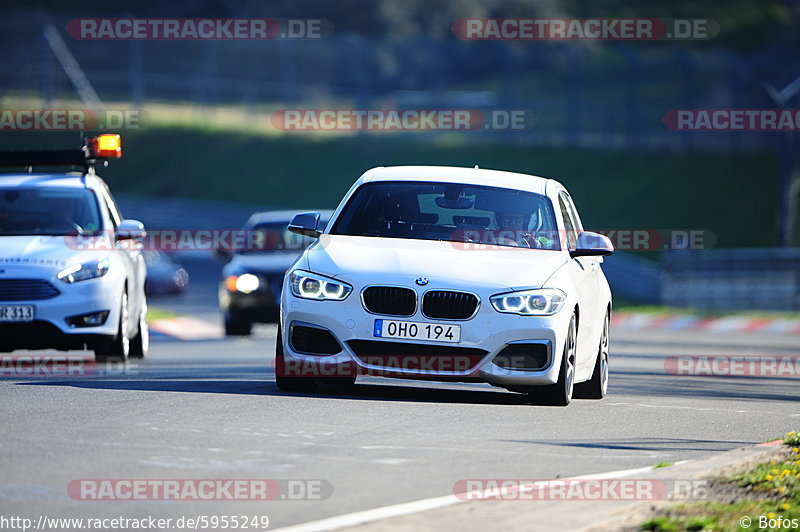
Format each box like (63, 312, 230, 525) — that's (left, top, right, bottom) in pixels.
(274, 326, 318, 392)
(574, 312, 609, 400)
(128, 298, 149, 359)
(94, 291, 130, 363)
(224, 312, 252, 336)
(530, 312, 576, 406)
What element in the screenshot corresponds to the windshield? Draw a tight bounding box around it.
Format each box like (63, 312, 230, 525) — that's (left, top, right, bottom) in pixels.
(237, 221, 318, 254)
(331, 181, 560, 250)
(0, 187, 102, 236)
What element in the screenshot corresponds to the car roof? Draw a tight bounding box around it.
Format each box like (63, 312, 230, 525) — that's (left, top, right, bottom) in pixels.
(246, 209, 335, 225)
(359, 166, 557, 195)
(0, 172, 91, 189)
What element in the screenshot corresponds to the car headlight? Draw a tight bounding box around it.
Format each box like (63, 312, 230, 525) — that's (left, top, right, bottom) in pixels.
(289, 270, 352, 301)
(490, 288, 566, 316)
(57, 257, 110, 283)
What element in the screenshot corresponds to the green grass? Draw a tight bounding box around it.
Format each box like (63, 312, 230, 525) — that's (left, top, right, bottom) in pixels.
(145, 306, 178, 322)
(0, 124, 780, 249)
(640, 434, 800, 531)
(654, 461, 675, 469)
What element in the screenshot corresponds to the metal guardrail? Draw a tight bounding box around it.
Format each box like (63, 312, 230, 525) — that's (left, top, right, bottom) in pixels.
(662, 248, 800, 311)
(602, 252, 662, 305)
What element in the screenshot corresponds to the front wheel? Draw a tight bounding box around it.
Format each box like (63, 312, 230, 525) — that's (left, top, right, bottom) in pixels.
(274, 326, 318, 392)
(128, 299, 149, 359)
(94, 291, 130, 363)
(530, 313, 576, 406)
(574, 312, 609, 399)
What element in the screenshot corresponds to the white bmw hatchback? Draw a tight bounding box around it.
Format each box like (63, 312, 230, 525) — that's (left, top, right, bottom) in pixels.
(277, 166, 613, 405)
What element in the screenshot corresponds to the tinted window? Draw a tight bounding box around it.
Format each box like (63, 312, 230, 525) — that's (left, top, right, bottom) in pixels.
(238, 222, 317, 254)
(331, 181, 560, 250)
(0, 187, 102, 236)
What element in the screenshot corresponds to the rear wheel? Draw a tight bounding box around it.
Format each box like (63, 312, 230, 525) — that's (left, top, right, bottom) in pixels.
(574, 312, 609, 399)
(94, 291, 130, 363)
(530, 313, 576, 406)
(224, 312, 252, 336)
(274, 326, 318, 392)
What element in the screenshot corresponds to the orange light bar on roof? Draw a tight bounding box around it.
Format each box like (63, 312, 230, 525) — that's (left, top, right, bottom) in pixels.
(87, 134, 122, 159)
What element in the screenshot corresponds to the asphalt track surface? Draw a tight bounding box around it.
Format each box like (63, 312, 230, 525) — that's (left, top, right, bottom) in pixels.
(0, 258, 798, 530)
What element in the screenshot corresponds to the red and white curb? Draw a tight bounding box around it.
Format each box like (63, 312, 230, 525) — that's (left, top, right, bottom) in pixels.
(612, 312, 800, 334)
(149, 317, 224, 340)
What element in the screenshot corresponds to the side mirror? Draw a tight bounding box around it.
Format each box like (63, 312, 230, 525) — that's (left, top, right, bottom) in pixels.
(288, 212, 321, 238)
(571, 231, 614, 258)
(116, 219, 146, 241)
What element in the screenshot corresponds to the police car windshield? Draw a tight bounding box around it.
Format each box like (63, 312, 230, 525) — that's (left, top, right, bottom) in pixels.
(0, 187, 102, 236)
(238, 222, 315, 254)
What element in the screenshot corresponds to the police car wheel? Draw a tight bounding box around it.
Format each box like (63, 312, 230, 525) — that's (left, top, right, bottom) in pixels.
(94, 291, 130, 363)
(128, 300, 149, 359)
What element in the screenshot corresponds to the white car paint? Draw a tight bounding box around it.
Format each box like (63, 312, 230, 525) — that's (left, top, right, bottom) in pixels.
(279, 166, 612, 402)
(0, 173, 147, 356)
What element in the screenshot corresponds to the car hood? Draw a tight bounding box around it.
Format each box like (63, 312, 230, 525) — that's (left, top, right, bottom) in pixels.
(0, 235, 107, 271)
(305, 235, 567, 290)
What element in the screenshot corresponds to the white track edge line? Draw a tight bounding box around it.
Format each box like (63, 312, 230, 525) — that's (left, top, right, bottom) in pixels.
(271, 463, 660, 532)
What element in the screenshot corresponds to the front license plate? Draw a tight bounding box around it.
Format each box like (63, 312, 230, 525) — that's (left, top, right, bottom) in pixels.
(374, 319, 461, 343)
(0, 305, 34, 322)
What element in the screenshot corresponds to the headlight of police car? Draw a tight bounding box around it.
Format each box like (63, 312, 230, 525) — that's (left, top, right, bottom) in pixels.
(490, 288, 566, 316)
(57, 257, 111, 283)
(289, 270, 352, 301)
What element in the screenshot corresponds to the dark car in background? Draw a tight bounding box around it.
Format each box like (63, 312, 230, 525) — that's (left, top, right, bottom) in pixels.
(218, 210, 333, 336)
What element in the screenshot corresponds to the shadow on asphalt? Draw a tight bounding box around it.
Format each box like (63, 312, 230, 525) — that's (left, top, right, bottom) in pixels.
(497, 437, 756, 452)
(611, 370, 800, 402)
(16, 378, 542, 405)
(14, 369, 800, 404)
(10, 359, 800, 404)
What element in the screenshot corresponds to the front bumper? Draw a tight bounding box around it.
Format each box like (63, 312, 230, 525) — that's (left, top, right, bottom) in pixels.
(0, 271, 122, 352)
(279, 281, 571, 387)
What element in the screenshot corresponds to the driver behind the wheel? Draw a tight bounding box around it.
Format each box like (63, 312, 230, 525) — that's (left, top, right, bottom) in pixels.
(41, 196, 80, 234)
(495, 209, 556, 249)
(494, 210, 531, 247)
